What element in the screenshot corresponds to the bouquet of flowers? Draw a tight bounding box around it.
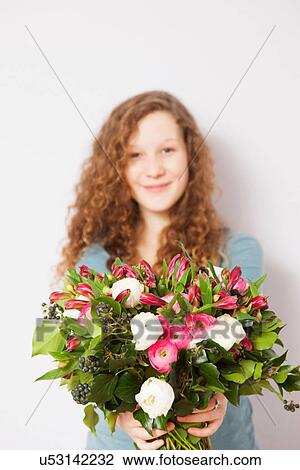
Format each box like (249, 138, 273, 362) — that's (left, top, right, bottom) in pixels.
(32, 243, 300, 450)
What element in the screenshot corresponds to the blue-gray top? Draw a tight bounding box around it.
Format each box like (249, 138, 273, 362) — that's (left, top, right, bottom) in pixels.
(75, 228, 263, 450)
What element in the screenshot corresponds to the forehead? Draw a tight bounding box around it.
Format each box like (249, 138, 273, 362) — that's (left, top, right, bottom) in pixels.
(128, 111, 182, 147)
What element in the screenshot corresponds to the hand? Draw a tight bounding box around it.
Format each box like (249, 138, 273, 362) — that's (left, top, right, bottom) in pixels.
(176, 392, 228, 438)
(116, 411, 175, 450)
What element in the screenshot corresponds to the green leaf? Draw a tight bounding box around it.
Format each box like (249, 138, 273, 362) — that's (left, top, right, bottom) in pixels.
(274, 365, 296, 384)
(224, 382, 240, 405)
(251, 332, 278, 350)
(114, 372, 141, 403)
(49, 351, 82, 361)
(253, 362, 263, 380)
(32, 322, 65, 357)
(133, 409, 153, 434)
(198, 363, 226, 392)
(35, 360, 77, 381)
(83, 404, 99, 435)
(221, 365, 246, 384)
(93, 296, 121, 315)
(107, 412, 118, 433)
(89, 374, 118, 404)
(174, 399, 195, 416)
(253, 272, 268, 289)
(198, 270, 212, 310)
(153, 414, 168, 431)
(240, 359, 256, 380)
(259, 379, 284, 400)
(239, 382, 263, 396)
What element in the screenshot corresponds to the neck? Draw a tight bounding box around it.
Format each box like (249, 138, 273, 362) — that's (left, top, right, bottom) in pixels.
(139, 207, 170, 240)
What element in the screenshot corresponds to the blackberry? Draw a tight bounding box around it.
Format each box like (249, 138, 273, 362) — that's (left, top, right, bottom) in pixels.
(96, 301, 111, 316)
(41, 301, 63, 319)
(283, 399, 299, 412)
(71, 383, 91, 404)
(78, 355, 101, 374)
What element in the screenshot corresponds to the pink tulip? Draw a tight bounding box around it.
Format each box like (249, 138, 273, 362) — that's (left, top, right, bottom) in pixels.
(213, 291, 238, 309)
(251, 295, 269, 310)
(166, 254, 181, 278)
(79, 265, 92, 279)
(148, 338, 178, 373)
(138, 259, 156, 288)
(175, 257, 189, 281)
(78, 301, 92, 320)
(65, 299, 89, 310)
(115, 288, 131, 303)
(140, 292, 167, 307)
(77, 283, 95, 298)
(112, 264, 138, 279)
(169, 326, 192, 350)
(66, 336, 80, 352)
(49, 291, 71, 302)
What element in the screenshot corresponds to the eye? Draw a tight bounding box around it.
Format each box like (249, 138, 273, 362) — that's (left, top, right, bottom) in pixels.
(130, 152, 141, 159)
(163, 147, 175, 154)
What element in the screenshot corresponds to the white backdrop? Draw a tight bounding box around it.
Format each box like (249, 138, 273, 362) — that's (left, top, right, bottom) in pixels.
(1, 0, 299, 449)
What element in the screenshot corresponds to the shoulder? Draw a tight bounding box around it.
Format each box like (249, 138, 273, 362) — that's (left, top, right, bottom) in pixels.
(222, 228, 264, 280)
(225, 228, 263, 255)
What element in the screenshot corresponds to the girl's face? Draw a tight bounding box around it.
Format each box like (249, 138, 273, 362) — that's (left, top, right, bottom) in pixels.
(124, 111, 189, 213)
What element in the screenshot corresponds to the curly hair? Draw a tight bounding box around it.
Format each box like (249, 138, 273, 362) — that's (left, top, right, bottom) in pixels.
(53, 90, 227, 287)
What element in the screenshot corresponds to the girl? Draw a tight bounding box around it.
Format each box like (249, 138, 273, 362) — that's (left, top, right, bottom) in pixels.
(55, 90, 263, 450)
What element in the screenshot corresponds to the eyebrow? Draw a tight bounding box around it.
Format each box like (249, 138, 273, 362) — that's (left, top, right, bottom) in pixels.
(128, 138, 179, 148)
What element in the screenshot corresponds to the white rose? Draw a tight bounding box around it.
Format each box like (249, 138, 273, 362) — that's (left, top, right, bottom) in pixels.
(207, 313, 246, 350)
(111, 277, 144, 308)
(130, 311, 163, 350)
(135, 377, 175, 419)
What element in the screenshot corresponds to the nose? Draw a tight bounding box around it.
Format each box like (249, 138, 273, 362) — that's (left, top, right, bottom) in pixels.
(145, 154, 165, 177)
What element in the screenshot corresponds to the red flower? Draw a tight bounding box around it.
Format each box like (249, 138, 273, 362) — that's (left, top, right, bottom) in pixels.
(213, 291, 238, 309)
(166, 254, 181, 277)
(251, 295, 269, 310)
(65, 299, 89, 309)
(140, 292, 167, 307)
(240, 336, 253, 351)
(79, 265, 92, 279)
(112, 264, 138, 279)
(49, 291, 71, 302)
(138, 259, 156, 288)
(77, 283, 95, 298)
(66, 336, 80, 352)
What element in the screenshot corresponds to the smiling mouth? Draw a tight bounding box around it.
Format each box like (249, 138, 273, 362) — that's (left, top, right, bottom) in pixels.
(143, 182, 171, 191)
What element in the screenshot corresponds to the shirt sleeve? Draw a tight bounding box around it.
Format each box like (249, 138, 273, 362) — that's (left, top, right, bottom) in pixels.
(224, 231, 264, 283)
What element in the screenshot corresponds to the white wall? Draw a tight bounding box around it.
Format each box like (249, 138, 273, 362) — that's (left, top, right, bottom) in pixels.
(1, 0, 299, 449)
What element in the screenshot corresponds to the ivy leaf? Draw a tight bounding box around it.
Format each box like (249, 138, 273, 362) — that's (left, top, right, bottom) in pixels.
(83, 404, 99, 435)
(198, 363, 226, 392)
(251, 332, 278, 350)
(114, 372, 141, 403)
(133, 409, 153, 434)
(174, 398, 195, 416)
(89, 374, 118, 404)
(32, 322, 65, 357)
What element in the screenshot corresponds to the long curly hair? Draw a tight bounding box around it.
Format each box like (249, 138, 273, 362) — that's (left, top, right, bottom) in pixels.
(54, 90, 227, 287)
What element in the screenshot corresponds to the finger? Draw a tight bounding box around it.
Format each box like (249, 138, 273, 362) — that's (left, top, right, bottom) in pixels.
(177, 409, 223, 423)
(188, 418, 223, 437)
(152, 422, 175, 437)
(134, 438, 165, 450)
(191, 393, 225, 414)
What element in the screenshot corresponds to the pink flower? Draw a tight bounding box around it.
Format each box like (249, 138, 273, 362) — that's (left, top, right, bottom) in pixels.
(79, 265, 92, 279)
(169, 326, 192, 350)
(78, 301, 92, 320)
(175, 257, 189, 281)
(157, 315, 171, 337)
(185, 312, 216, 336)
(140, 292, 167, 307)
(187, 284, 201, 306)
(166, 254, 181, 277)
(96, 273, 104, 281)
(138, 259, 156, 288)
(213, 291, 238, 309)
(112, 264, 138, 279)
(227, 266, 249, 294)
(115, 289, 130, 303)
(77, 283, 95, 298)
(66, 336, 80, 352)
(49, 291, 71, 302)
(65, 299, 89, 310)
(148, 338, 178, 373)
(240, 336, 253, 351)
(251, 295, 268, 310)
